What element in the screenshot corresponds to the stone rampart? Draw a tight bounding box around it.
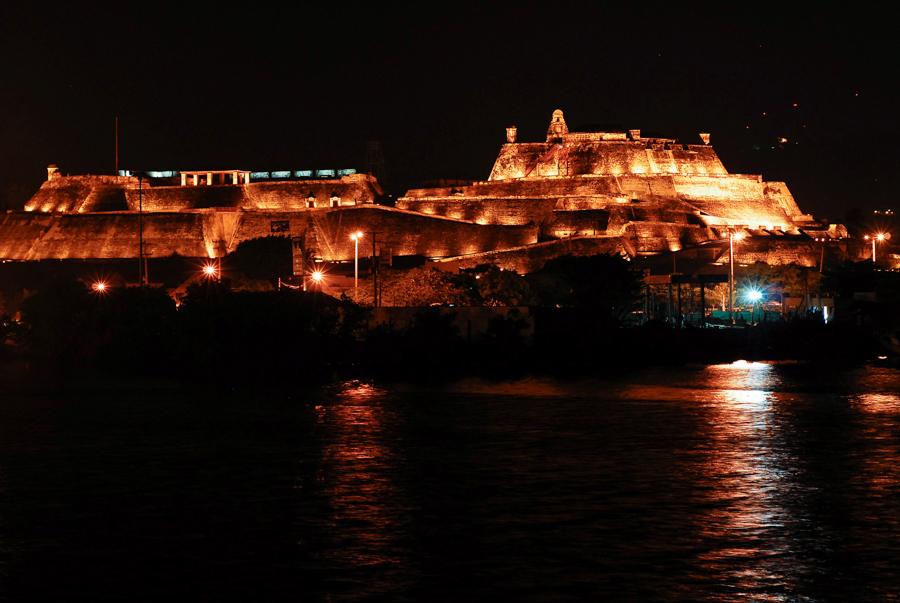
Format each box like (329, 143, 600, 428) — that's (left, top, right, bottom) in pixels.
(0, 212, 210, 260)
(437, 236, 628, 273)
(394, 197, 556, 226)
(0, 206, 536, 262)
(488, 141, 728, 181)
(23, 174, 381, 214)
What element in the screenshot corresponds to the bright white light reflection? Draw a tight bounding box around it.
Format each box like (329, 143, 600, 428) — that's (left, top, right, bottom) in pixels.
(707, 360, 777, 404)
(722, 388, 770, 408)
(715, 360, 769, 370)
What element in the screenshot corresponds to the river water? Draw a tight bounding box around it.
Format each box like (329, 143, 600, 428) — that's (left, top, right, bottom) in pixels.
(1, 363, 899, 601)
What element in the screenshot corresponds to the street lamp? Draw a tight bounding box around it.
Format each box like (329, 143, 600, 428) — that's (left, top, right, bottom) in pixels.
(91, 280, 108, 294)
(864, 232, 889, 263)
(203, 262, 219, 281)
(727, 229, 746, 324)
(745, 287, 763, 324)
(310, 269, 325, 286)
(349, 230, 363, 297)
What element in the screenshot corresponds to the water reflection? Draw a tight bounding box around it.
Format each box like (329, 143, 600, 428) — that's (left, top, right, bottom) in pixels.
(846, 390, 900, 597)
(690, 362, 803, 598)
(6, 366, 900, 600)
(851, 392, 900, 414)
(309, 380, 415, 596)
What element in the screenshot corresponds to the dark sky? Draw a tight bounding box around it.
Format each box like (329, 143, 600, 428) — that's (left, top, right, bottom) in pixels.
(2, 3, 898, 221)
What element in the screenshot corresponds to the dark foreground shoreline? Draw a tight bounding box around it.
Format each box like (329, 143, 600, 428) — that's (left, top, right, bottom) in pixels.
(3, 317, 894, 391)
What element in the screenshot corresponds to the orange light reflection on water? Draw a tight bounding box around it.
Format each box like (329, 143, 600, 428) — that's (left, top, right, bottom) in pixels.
(848, 391, 900, 539)
(315, 380, 410, 573)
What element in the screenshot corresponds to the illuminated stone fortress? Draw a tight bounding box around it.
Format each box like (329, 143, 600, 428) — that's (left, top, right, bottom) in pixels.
(399, 109, 843, 270)
(0, 109, 843, 271)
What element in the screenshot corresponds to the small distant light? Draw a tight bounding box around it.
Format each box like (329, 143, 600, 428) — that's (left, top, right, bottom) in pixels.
(778, 136, 788, 144)
(878, 355, 888, 360)
(91, 281, 108, 293)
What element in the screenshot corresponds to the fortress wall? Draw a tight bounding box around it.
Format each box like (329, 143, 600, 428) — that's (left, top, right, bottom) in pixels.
(307, 208, 538, 261)
(623, 222, 717, 254)
(488, 142, 729, 181)
(82, 186, 129, 212)
(762, 181, 805, 218)
(24, 181, 91, 213)
(673, 175, 800, 228)
(242, 178, 377, 210)
(437, 236, 629, 274)
(672, 174, 765, 201)
(227, 207, 539, 261)
(488, 143, 545, 180)
(546, 210, 610, 237)
(404, 176, 625, 200)
(0, 212, 210, 260)
(121, 175, 380, 212)
(394, 198, 556, 225)
(607, 204, 701, 231)
(553, 197, 623, 211)
(0, 207, 536, 262)
(725, 239, 820, 267)
(125, 186, 247, 211)
(24, 175, 139, 213)
(0, 213, 52, 258)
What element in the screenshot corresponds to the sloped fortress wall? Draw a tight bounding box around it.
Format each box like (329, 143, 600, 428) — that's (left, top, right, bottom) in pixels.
(0, 206, 536, 262)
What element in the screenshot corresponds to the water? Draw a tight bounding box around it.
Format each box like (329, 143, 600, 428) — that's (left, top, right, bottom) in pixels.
(2, 363, 900, 601)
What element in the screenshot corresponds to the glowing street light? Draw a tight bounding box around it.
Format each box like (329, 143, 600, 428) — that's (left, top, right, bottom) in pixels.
(349, 230, 363, 297)
(745, 287, 763, 324)
(864, 232, 889, 263)
(202, 263, 219, 280)
(727, 229, 746, 324)
(310, 269, 325, 285)
(745, 288, 763, 303)
(91, 280, 108, 294)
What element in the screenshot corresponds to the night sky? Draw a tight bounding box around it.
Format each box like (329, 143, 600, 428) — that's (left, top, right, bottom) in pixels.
(2, 4, 898, 222)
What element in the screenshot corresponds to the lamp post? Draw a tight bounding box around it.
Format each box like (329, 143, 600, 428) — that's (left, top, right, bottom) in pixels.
(864, 232, 888, 263)
(202, 262, 220, 282)
(728, 229, 745, 324)
(310, 269, 324, 288)
(138, 173, 144, 286)
(746, 288, 763, 325)
(350, 230, 363, 298)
